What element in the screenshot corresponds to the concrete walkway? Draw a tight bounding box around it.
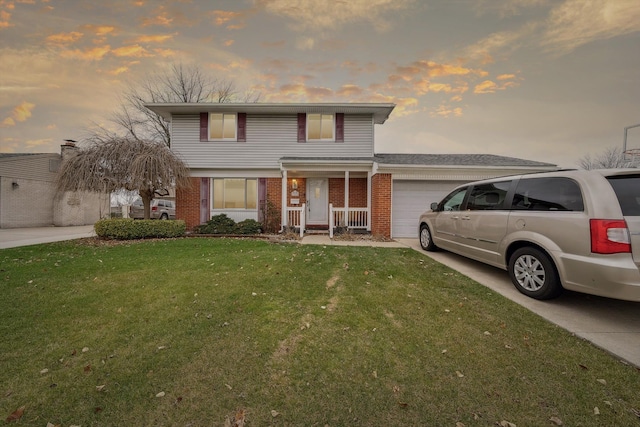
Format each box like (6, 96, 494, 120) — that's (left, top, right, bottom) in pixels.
(0, 225, 95, 249)
(1, 226, 638, 367)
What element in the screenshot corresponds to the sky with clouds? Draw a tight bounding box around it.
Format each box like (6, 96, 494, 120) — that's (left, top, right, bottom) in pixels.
(1, 0, 639, 168)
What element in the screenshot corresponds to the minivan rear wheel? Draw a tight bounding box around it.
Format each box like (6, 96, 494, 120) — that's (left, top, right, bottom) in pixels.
(419, 224, 437, 251)
(160, 213, 168, 220)
(508, 247, 562, 300)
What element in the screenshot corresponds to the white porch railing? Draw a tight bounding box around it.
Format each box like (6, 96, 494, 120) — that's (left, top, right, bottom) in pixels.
(329, 204, 369, 238)
(285, 203, 306, 238)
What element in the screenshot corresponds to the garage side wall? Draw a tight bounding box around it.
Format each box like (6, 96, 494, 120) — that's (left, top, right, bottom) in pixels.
(0, 177, 55, 228)
(371, 173, 392, 238)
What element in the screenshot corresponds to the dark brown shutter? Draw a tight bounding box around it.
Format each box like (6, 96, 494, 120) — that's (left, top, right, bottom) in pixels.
(297, 113, 306, 142)
(237, 113, 246, 142)
(200, 178, 210, 224)
(199, 113, 208, 142)
(336, 113, 344, 142)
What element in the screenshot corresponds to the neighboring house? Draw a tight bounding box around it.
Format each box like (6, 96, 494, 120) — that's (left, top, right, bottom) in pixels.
(145, 103, 558, 238)
(0, 143, 109, 229)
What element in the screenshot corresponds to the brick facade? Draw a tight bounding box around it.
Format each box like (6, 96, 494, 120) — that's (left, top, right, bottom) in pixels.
(178, 175, 389, 237)
(371, 173, 392, 238)
(328, 177, 367, 208)
(176, 177, 200, 230)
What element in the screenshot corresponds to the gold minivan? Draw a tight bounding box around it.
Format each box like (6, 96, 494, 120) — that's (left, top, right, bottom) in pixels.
(418, 169, 640, 301)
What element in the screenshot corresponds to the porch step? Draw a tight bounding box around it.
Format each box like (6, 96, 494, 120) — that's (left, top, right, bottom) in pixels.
(304, 229, 329, 235)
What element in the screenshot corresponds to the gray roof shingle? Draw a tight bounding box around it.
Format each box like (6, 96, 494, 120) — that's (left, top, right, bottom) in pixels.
(373, 153, 556, 167)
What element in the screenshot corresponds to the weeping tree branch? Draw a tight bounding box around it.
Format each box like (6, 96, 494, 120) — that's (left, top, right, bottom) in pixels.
(56, 138, 192, 219)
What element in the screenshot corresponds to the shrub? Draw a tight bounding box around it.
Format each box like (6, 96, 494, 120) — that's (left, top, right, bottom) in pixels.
(195, 214, 263, 235)
(235, 219, 262, 234)
(260, 200, 281, 233)
(94, 218, 186, 240)
(195, 214, 237, 234)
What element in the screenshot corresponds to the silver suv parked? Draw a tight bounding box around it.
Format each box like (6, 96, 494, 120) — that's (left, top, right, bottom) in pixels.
(418, 169, 640, 301)
(130, 198, 176, 220)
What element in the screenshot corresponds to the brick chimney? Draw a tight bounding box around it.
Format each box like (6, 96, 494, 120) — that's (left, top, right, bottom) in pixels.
(60, 141, 77, 160)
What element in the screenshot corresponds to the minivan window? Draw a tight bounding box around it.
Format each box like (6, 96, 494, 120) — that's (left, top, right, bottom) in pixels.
(511, 177, 584, 211)
(467, 181, 511, 211)
(440, 187, 467, 212)
(606, 174, 640, 216)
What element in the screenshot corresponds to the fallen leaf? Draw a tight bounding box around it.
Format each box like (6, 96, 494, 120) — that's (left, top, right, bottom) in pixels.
(40, 368, 49, 374)
(71, 349, 77, 356)
(456, 371, 465, 378)
(225, 384, 233, 390)
(271, 410, 280, 417)
(456, 422, 466, 427)
(46, 422, 60, 427)
(484, 331, 492, 336)
(94, 407, 102, 413)
(499, 421, 516, 427)
(96, 385, 106, 392)
(578, 364, 588, 370)
(84, 364, 91, 372)
(549, 415, 563, 425)
(156, 391, 165, 397)
(5, 406, 25, 423)
(398, 402, 408, 408)
(3, 390, 12, 397)
(82, 347, 89, 353)
(594, 406, 600, 415)
(393, 385, 400, 393)
(597, 378, 607, 385)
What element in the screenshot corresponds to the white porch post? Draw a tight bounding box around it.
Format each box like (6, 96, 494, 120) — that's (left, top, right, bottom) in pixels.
(344, 171, 349, 227)
(281, 170, 287, 231)
(367, 171, 372, 231)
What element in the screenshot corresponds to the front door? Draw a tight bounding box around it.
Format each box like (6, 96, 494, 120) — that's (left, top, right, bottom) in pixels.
(307, 178, 328, 224)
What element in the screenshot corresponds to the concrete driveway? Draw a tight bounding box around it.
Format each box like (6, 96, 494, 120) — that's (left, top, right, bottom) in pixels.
(396, 238, 640, 368)
(0, 225, 95, 249)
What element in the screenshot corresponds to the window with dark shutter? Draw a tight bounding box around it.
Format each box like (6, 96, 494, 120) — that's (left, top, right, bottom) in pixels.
(237, 113, 247, 142)
(336, 113, 344, 142)
(200, 113, 208, 141)
(297, 113, 306, 142)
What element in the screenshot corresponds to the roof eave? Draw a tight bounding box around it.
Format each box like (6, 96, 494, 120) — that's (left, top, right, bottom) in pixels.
(144, 102, 396, 124)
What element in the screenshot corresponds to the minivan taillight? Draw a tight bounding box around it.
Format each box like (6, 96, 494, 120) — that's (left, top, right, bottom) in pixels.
(590, 219, 631, 254)
(151, 206, 157, 211)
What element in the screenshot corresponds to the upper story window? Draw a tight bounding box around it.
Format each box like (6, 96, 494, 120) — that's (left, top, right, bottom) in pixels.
(298, 113, 344, 143)
(200, 112, 246, 142)
(210, 113, 236, 140)
(307, 114, 334, 141)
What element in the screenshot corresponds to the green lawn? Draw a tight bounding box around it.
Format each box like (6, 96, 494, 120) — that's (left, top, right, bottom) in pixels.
(1, 238, 638, 426)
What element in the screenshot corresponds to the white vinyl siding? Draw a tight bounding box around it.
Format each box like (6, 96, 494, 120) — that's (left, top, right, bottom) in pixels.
(171, 114, 374, 169)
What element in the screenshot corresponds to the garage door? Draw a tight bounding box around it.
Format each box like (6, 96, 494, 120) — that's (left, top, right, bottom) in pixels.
(391, 180, 464, 238)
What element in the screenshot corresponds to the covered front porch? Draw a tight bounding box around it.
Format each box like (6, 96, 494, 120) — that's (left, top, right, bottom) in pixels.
(279, 158, 374, 238)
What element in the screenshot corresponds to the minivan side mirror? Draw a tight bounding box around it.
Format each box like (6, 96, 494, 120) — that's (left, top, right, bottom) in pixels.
(430, 202, 439, 211)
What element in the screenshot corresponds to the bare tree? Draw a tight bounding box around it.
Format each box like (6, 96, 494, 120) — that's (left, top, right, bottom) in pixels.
(578, 146, 630, 170)
(90, 63, 260, 146)
(56, 138, 191, 219)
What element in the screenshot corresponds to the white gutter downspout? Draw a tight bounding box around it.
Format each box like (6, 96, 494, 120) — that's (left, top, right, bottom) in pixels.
(281, 169, 287, 232)
(344, 170, 349, 227)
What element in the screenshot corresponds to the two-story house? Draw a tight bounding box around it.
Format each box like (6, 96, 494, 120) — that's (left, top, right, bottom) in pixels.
(145, 103, 557, 239)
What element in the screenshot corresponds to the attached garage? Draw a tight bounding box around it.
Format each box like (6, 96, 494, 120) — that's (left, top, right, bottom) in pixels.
(391, 180, 464, 238)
